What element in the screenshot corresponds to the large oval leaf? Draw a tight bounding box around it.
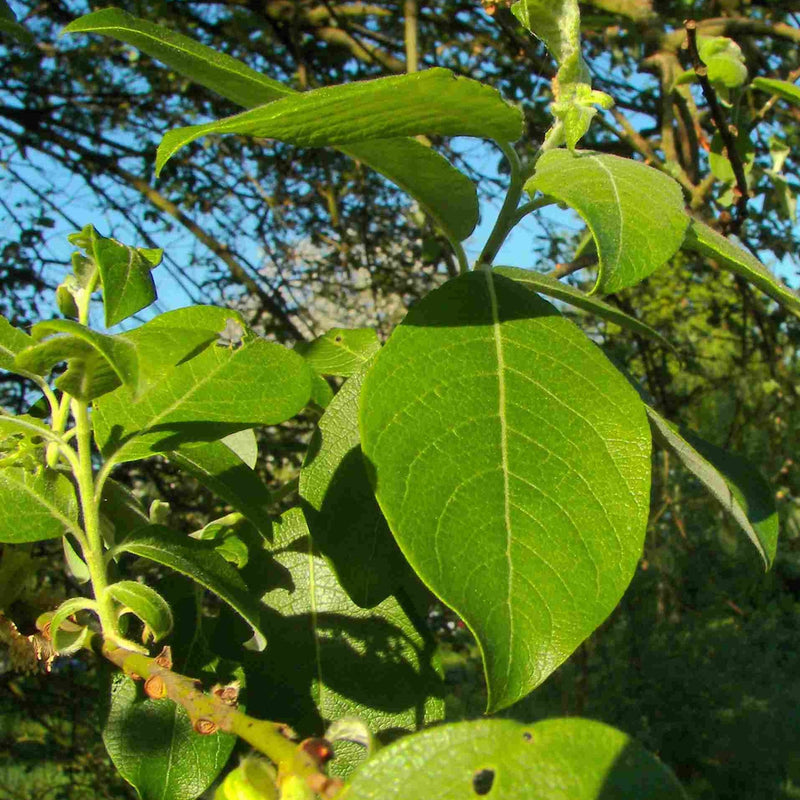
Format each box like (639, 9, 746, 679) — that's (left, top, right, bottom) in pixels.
(359, 271, 650, 710)
(341, 718, 687, 799)
(526, 150, 688, 294)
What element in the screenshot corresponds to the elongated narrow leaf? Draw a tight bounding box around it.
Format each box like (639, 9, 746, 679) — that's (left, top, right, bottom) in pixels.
(118, 526, 266, 650)
(0, 315, 33, 372)
(168, 439, 273, 538)
(106, 580, 173, 642)
(104, 672, 235, 800)
(15, 319, 140, 401)
(93, 308, 311, 463)
(683, 219, 800, 314)
(63, 9, 481, 241)
(360, 271, 650, 710)
(70, 224, 160, 327)
(156, 68, 522, 175)
(50, 596, 97, 654)
(342, 717, 687, 800)
(300, 364, 409, 607)
(751, 76, 800, 107)
(0, 467, 80, 543)
(63, 535, 91, 584)
(295, 328, 380, 378)
(646, 407, 777, 568)
(494, 267, 674, 350)
(246, 508, 442, 778)
(526, 150, 689, 293)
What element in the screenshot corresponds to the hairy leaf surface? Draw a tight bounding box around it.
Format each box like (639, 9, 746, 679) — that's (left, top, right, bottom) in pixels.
(360, 271, 650, 710)
(0, 467, 80, 543)
(62, 9, 481, 241)
(526, 150, 688, 293)
(155, 68, 522, 173)
(93, 307, 311, 463)
(342, 717, 687, 799)
(295, 328, 380, 378)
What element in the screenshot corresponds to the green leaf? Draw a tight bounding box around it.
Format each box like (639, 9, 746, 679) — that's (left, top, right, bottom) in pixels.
(341, 717, 687, 799)
(494, 267, 675, 351)
(309, 372, 334, 410)
(295, 328, 381, 378)
(751, 76, 800, 107)
(62, 9, 481, 242)
(220, 429, 258, 469)
(15, 319, 140, 401)
(104, 672, 234, 800)
(698, 36, 748, 89)
(118, 526, 267, 650)
(646, 407, 777, 569)
(526, 150, 688, 294)
(359, 272, 650, 710)
(168, 439, 273, 538)
(93, 307, 311, 464)
(682, 219, 800, 315)
(69, 224, 160, 327)
(246, 508, 443, 779)
(0, 0, 33, 45)
(106, 580, 174, 642)
(50, 596, 97, 654)
(300, 364, 410, 608)
(215, 757, 277, 800)
(0, 315, 33, 372)
(155, 68, 522, 175)
(0, 467, 80, 543)
(100, 479, 150, 541)
(63, 535, 91, 584)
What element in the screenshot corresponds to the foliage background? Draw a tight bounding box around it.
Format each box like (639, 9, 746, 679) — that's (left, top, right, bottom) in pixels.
(2, 0, 800, 797)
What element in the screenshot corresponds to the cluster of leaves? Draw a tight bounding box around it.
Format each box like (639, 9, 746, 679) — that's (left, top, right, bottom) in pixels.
(2, 0, 800, 798)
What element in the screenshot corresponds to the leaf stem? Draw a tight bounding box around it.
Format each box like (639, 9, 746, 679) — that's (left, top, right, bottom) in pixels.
(72, 397, 117, 637)
(509, 196, 556, 229)
(477, 142, 525, 267)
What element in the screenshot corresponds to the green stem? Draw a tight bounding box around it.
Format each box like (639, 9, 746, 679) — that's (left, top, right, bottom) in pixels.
(72, 398, 117, 637)
(477, 142, 525, 267)
(509, 197, 557, 229)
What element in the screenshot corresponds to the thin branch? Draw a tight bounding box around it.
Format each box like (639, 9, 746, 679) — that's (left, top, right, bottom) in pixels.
(684, 19, 749, 234)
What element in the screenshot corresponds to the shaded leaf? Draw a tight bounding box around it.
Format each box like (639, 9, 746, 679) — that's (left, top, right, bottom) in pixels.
(62, 10, 482, 240)
(646, 407, 777, 568)
(360, 271, 650, 710)
(244, 508, 443, 779)
(93, 307, 311, 463)
(50, 596, 97, 654)
(104, 672, 234, 800)
(0, 0, 33, 45)
(295, 328, 380, 378)
(300, 363, 410, 608)
(118, 526, 267, 650)
(682, 219, 800, 314)
(106, 580, 174, 642)
(168, 439, 273, 538)
(494, 267, 674, 351)
(63, 535, 91, 584)
(16, 319, 139, 401)
(342, 717, 687, 799)
(0, 467, 80, 543)
(526, 150, 688, 293)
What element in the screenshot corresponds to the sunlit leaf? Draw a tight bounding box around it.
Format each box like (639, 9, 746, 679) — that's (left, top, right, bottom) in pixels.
(295, 328, 380, 378)
(342, 717, 687, 799)
(106, 580, 174, 642)
(526, 150, 688, 293)
(360, 271, 650, 710)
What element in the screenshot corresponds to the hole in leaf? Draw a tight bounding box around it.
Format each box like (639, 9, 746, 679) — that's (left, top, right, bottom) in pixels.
(334, 335, 343, 343)
(522, 731, 532, 742)
(472, 768, 495, 795)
